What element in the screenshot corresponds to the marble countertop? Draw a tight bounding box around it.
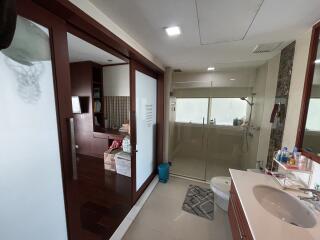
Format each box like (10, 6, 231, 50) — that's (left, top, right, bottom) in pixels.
(229, 169, 320, 240)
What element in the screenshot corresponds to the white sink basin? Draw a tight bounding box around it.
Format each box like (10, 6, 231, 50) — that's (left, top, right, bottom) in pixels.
(253, 185, 316, 228)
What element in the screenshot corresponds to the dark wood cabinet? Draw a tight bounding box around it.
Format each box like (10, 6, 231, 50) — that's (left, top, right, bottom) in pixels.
(228, 181, 253, 240)
(70, 61, 127, 158)
(70, 61, 107, 157)
(91, 64, 105, 131)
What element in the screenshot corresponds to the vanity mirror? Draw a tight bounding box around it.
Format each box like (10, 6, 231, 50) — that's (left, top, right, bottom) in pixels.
(297, 21, 320, 163)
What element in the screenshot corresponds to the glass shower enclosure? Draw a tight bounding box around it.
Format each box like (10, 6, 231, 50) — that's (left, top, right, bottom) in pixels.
(169, 96, 251, 181)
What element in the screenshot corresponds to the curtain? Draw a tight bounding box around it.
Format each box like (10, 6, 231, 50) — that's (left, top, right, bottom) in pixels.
(104, 96, 130, 129)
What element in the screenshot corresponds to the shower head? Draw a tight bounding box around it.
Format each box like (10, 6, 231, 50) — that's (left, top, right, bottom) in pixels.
(240, 97, 254, 106)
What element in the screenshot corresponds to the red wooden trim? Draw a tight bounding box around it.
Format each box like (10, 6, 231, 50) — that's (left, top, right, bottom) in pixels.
(134, 171, 157, 204)
(229, 182, 254, 240)
(102, 63, 129, 67)
(129, 61, 137, 204)
(296, 22, 320, 164)
(156, 73, 165, 165)
(131, 59, 159, 79)
(67, 24, 129, 64)
(302, 149, 320, 163)
(130, 60, 164, 203)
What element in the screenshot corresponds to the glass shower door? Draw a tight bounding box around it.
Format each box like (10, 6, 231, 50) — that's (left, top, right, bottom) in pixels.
(0, 16, 68, 240)
(170, 98, 208, 180)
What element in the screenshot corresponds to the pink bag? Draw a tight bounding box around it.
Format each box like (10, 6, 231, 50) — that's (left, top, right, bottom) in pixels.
(109, 139, 122, 151)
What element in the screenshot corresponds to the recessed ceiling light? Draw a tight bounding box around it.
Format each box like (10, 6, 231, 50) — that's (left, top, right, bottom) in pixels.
(315, 59, 320, 64)
(207, 66, 215, 71)
(230, 78, 236, 81)
(165, 26, 181, 37)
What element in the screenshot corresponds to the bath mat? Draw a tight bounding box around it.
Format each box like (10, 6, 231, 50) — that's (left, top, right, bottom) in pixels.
(182, 185, 214, 220)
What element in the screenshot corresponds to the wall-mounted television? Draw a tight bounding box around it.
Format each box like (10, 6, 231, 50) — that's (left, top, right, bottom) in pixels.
(72, 96, 89, 114)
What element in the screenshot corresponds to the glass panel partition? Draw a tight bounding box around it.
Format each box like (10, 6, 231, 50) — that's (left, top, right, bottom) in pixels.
(0, 16, 67, 240)
(170, 96, 251, 181)
(210, 98, 247, 125)
(135, 71, 157, 190)
(175, 98, 208, 123)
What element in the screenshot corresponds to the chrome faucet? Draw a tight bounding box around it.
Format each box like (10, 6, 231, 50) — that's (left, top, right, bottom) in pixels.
(298, 188, 320, 202)
(298, 188, 320, 212)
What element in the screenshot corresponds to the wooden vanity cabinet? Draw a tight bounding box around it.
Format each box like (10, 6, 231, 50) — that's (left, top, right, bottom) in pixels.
(228, 181, 253, 240)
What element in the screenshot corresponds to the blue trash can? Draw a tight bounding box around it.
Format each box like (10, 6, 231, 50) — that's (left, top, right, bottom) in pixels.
(158, 163, 169, 183)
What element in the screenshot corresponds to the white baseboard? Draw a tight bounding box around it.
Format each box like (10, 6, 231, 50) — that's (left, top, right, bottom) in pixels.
(109, 175, 159, 240)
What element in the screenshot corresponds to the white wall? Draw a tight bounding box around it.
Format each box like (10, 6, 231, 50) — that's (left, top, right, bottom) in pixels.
(103, 65, 130, 96)
(173, 87, 252, 98)
(69, 0, 164, 70)
(282, 30, 312, 149)
(281, 29, 320, 188)
(244, 64, 267, 169)
(256, 54, 281, 166)
(172, 69, 257, 89)
(171, 68, 257, 99)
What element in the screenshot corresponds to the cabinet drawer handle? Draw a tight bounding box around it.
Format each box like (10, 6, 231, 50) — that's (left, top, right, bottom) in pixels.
(231, 197, 246, 239)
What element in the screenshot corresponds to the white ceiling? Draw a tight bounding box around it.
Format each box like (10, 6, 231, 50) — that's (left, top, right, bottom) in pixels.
(89, 0, 320, 72)
(67, 33, 125, 65)
(196, 0, 264, 44)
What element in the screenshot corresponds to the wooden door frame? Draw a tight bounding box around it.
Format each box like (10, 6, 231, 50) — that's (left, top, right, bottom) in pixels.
(23, 0, 165, 237)
(16, 1, 75, 239)
(63, 17, 164, 204)
(130, 60, 164, 203)
(295, 21, 320, 164)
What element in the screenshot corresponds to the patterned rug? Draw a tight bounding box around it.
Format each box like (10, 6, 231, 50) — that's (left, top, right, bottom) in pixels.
(182, 185, 214, 220)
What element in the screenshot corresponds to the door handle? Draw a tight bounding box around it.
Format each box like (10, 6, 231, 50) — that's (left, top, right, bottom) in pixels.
(68, 117, 78, 180)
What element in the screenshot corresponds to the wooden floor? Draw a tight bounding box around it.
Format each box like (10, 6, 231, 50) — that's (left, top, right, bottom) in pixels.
(76, 154, 132, 239)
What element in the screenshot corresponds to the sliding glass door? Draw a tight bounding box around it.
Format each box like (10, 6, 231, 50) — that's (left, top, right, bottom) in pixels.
(135, 70, 157, 190)
(170, 98, 208, 179)
(0, 15, 68, 240)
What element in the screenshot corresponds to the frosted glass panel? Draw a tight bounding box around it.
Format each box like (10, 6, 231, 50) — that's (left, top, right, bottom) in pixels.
(211, 98, 247, 125)
(0, 17, 68, 240)
(135, 71, 157, 190)
(175, 98, 208, 123)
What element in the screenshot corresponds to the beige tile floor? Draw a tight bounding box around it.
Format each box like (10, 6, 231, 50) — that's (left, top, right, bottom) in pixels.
(123, 176, 232, 240)
(171, 156, 240, 181)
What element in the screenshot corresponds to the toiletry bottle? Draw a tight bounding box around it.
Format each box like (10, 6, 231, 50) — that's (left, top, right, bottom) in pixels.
(281, 147, 289, 163)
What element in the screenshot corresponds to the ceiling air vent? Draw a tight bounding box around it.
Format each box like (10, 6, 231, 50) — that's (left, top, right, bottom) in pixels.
(173, 69, 182, 72)
(252, 42, 282, 54)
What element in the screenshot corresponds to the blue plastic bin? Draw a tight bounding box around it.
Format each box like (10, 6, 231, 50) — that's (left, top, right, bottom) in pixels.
(158, 163, 169, 183)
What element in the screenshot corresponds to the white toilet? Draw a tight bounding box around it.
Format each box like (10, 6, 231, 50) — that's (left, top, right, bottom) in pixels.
(210, 176, 231, 211)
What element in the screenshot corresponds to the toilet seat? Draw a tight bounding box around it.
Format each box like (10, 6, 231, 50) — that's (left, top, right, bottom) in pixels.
(210, 176, 231, 211)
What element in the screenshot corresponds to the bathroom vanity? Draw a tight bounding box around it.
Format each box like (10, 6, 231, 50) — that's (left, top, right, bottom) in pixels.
(228, 179, 253, 240)
(228, 169, 320, 240)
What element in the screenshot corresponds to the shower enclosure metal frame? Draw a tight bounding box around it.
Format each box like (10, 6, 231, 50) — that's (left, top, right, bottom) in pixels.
(170, 95, 255, 181)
